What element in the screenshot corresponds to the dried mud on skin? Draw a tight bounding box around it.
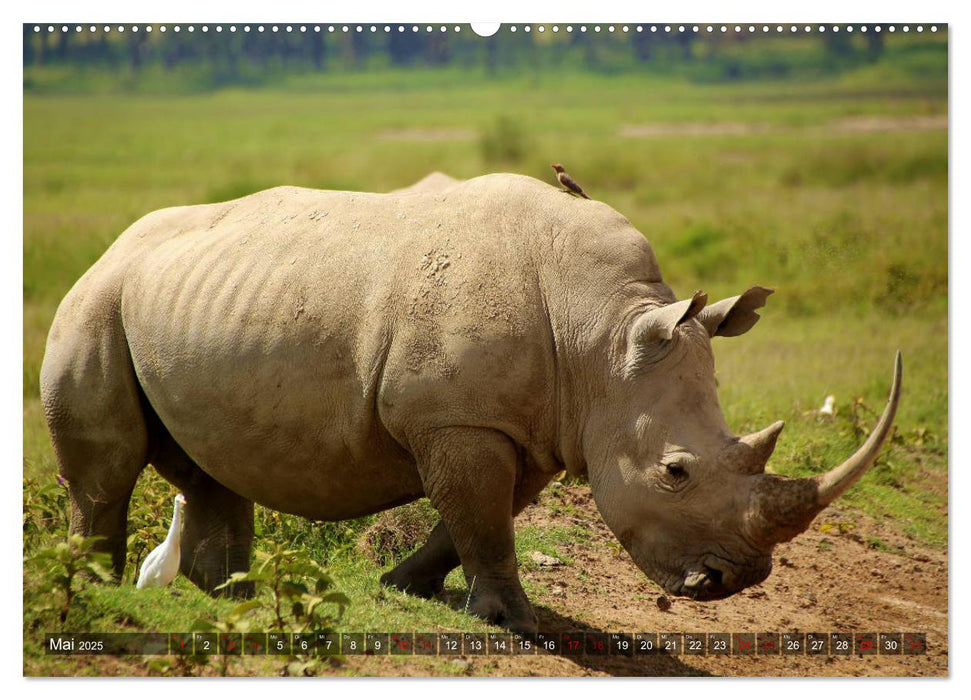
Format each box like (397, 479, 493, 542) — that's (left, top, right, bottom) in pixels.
(343, 482, 947, 678)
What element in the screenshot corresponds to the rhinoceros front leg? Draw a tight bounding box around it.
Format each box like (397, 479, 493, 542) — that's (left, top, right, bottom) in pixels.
(408, 427, 538, 634)
(381, 465, 552, 601)
(179, 475, 255, 598)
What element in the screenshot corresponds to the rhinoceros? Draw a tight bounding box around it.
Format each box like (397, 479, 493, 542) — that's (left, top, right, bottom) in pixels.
(41, 173, 900, 632)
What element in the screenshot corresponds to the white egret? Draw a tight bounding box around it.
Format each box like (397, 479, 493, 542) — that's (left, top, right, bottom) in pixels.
(818, 395, 836, 417)
(136, 494, 186, 589)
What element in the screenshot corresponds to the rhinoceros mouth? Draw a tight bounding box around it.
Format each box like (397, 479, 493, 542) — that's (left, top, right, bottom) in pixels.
(668, 566, 728, 600)
(667, 554, 771, 601)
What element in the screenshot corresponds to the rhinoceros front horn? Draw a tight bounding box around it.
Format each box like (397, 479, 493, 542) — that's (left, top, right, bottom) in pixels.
(748, 351, 902, 546)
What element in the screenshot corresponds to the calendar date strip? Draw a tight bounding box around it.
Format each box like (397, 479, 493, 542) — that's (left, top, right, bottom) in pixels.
(45, 631, 927, 656)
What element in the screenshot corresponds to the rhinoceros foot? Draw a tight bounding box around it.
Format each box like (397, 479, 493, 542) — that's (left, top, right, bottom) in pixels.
(379, 520, 459, 598)
(465, 586, 539, 635)
(379, 569, 446, 599)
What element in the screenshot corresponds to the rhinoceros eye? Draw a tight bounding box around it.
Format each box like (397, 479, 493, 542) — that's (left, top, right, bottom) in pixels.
(658, 450, 694, 489)
(660, 457, 691, 486)
(665, 463, 687, 477)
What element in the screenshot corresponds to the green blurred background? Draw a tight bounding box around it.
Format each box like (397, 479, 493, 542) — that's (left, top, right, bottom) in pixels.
(23, 24, 947, 672)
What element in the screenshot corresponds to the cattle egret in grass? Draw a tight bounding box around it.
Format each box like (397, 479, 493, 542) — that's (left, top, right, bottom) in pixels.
(136, 494, 186, 589)
(818, 395, 836, 417)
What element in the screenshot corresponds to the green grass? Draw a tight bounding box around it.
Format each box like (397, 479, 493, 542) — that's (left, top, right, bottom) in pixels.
(23, 55, 947, 675)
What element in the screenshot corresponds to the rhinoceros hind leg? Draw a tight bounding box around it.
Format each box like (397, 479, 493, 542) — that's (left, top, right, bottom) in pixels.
(63, 466, 143, 581)
(410, 427, 539, 634)
(380, 520, 458, 598)
(381, 464, 552, 603)
(41, 333, 150, 580)
(149, 432, 255, 598)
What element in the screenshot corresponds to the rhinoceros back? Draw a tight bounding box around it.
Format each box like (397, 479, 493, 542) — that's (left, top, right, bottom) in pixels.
(50, 174, 663, 520)
(117, 177, 578, 518)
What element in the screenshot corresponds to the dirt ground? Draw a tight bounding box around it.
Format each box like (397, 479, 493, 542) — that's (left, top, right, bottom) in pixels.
(342, 480, 948, 677)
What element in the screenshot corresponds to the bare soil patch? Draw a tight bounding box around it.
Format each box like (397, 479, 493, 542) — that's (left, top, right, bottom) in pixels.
(342, 482, 948, 677)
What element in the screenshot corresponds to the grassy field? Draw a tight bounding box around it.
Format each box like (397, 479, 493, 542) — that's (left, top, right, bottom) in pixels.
(23, 48, 947, 675)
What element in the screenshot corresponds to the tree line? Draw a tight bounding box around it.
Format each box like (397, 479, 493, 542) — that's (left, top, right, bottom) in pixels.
(23, 24, 931, 89)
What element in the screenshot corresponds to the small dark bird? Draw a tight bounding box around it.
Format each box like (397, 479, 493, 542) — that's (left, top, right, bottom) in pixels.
(656, 594, 672, 612)
(551, 163, 591, 199)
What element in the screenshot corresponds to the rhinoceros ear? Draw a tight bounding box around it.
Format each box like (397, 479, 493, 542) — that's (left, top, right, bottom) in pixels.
(630, 290, 708, 344)
(697, 286, 773, 338)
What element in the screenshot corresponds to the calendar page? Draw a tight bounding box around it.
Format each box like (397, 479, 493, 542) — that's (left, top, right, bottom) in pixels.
(22, 14, 948, 679)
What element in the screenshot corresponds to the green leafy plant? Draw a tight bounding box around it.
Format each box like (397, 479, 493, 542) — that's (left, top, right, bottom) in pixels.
(218, 543, 348, 633)
(204, 543, 349, 676)
(22, 475, 68, 543)
(28, 534, 113, 628)
(146, 649, 211, 678)
(191, 605, 253, 677)
(255, 508, 362, 564)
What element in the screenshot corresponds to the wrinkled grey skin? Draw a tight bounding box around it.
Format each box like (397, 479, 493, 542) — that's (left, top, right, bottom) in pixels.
(41, 173, 900, 632)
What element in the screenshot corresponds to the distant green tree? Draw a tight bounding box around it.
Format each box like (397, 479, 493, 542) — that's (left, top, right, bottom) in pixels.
(56, 29, 70, 62)
(572, 29, 597, 69)
(866, 31, 885, 61)
(632, 31, 653, 62)
(389, 30, 422, 65)
(426, 32, 449, 65)
(37, 30, 49, 65)
(484, 35, 499, 75)
(675, 31, 695, 60)
(128, 30, 148, 71)
(823, 32, 854, 58)
(23, 26, 34, 64)
(308, 32, 326, 70)
(96, 30, 111, 65)
(350, 30, 368, 68)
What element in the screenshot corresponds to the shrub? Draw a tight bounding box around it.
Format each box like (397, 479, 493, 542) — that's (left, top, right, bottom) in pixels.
(355, 501, 438, 567)
(480, 115, 527, 166)
(28, 535, 113, 628)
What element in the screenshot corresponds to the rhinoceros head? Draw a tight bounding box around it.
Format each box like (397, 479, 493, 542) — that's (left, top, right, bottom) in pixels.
(586, 286, 901, 601)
